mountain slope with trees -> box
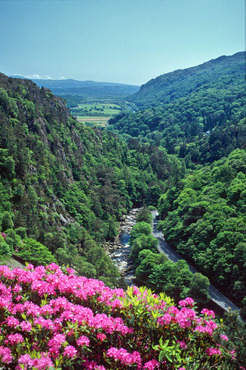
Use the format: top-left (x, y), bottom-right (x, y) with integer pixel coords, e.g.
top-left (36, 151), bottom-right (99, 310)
top-left (0, 73), bottom-right (173, 287)
top-left (129, 51), bottom-right (245, 108)
top-left (108, 52), bottom-right (245, 163)
top-left (108, 52), bottom-right (246, 316)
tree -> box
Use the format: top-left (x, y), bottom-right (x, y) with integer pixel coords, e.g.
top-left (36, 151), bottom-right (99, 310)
top-left (135, 250), bottom-right (165, 284)
top-left (1, 211), bottom-right (13, 231)
top-left (17, 238), bottom-right (57, 266)
top-left (129, 234), bottom-right (158, 265)
top-left (136, 207), bottom-right (152, 224)
top-left (188, 273), bottom-right (210, 305)
top-left (129, 222), bottom-right (152, 244)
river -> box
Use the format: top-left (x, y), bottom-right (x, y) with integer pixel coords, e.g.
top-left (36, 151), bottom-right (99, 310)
top-left (106, 208), bottom-right (141, 286)
top-left (107, 209), bottom-right (240, 313)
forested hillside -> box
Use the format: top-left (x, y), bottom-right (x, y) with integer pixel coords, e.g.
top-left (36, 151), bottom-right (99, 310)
top-left (0, 73), bottom-right (173, 287)
top-left (0, 50), bottom-right (246, 317)
top-left (108, 52), bottom-right (245, 163)
top-left (0, 57), bottom-right (246, 366)
top-left (158, 149), bottom-right (246, 314)
top-left (129, 51), bottom-right (245, 108)
top-left (108, 52), bottom-right (246, 316)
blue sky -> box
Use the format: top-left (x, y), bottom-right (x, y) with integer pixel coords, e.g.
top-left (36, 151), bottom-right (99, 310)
top-left (0, 0), bottom-right (245, 85)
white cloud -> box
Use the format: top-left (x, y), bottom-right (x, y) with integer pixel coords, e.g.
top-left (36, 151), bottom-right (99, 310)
top-left (25, 74), bottom-right (53, 80)
top-left (11, 73), bottom-right (67, 80)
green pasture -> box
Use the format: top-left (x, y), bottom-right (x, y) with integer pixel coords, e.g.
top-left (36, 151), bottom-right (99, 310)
top-left (71, 103), bottom-right (121, 116)
top-left (76, 116), bottom-right (110, 127)
top-left (71, 101), bottom-right (122, 127)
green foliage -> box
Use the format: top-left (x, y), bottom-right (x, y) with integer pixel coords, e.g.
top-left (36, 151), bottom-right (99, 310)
top-left (159, 149), bottom-right (246, 313)
top-left (1, 212), bottom-right (13, 232)
top-left (148, 259), bottom-right (195, 302)
top-left (86, 246), bottom-right (119, 286)
top-left (0, 72), bottom-right (168, 286)
top-left (0, 149), bottom-right (15, 179)
top-left (223, 310), bottom-right (246, 367)
top-left (135, 250), bottom-right (165, 283)
top-left (130, 234), bottom-right (158, 264)
top-left (108, 53), bottom-right (245, 165)
top-left (0, 87), bottom-right (18, 118)
top-left (14, 227), bottom-right (27, 240)
top-left (0, 235), bottom-right (11, 256)
top-left (16, 238), bottom-right (57, 266)
top-left (188, 273), bottom-right (210, 305)
top-left (129, 222), bottom-right (152, 244)
top-left (136, 207), bottom-right (152, 223)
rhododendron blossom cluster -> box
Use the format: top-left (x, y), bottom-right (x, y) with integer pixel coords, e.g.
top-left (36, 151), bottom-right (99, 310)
top-left (0, 263), bottom-right (236, 369)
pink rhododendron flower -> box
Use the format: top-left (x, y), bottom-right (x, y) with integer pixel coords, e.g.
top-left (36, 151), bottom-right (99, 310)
top-left (220, 334), bottom-right (228, 341)
top-left (157, 313), bottom-right (172, 325)
top-left (77, 335), bottom-right (90, 347)
top-left (20, 320), bottom-right (32, 332)
top-left (63, 345), bottom-right (77, 358)
top-left (201, 308), bottom-right (215, 318)
top-left (18, 353), bottom-right (32, 366)
top-left (26, 264), bottom-right (34, 270)
top-left (0, 265), bottom-right (233, 368)
top-left (0, 346), bottom-right (13, 364)
top-left (177, 340), bottom-right (187, 349)
top-left (6, 315), bottom-right (19, 328)
top-left (107, 347), bottom-right (142, 366)
top-left (48, 334), bottom-right (66, 349)
top-left (18, 353), bottom-right (54, 370)
top-left (5, 333), bottom-right (24, 345)
top-left (206, 347), bottom-right (222, 356)
top-left (143, 359), bottom-right (160, 369)
top-left (12, 284), bottom-right (22, 293)
top-left (66, 267), bottom-right (75, 274)
top-left (96, 333), bottom-right (106, 341)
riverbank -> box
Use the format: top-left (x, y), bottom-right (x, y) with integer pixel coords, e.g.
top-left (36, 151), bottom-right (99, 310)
top-left (105, 208), bottom-right (141, 285)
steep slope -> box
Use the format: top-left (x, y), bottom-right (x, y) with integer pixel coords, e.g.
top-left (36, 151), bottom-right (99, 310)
top-left (108, 53), bottom-right (246, 316)
top-left (0, 73), bottom-right (170, 286)
top-left (108, 52), bottom-right (245, 163)
top-left (129, 51), bottom-right (245, 108)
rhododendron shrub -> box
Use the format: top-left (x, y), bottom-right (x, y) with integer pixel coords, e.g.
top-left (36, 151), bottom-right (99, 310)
top-left (0, 263), bottom-right (236, 369)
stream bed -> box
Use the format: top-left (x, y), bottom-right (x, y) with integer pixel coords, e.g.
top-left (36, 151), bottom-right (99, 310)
top-left (105, 208), bottom-right (141, 286)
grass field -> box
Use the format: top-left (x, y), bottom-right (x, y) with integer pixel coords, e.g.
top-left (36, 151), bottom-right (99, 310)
top-left (71, 102), bottom-right (122, 127)
top-left (76, 116), bottom-right (111, 127)
top-left (71, 103), bottom-right (121, 115)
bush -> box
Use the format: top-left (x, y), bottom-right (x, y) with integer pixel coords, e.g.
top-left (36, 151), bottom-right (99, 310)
top-left (0, 264), bottom-right (238, 369)
top-left (0, 235), bottom-right (11, 256)
top-left (1, 212), bottom-right (13, 232)
top-left (15, 238), bottom-right (57, 266)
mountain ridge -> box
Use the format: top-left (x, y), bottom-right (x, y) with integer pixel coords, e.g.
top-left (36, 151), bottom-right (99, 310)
top-left (129, 51), bottom-right (245, 107)
top-left (9, 76), bottom-right (140, 97)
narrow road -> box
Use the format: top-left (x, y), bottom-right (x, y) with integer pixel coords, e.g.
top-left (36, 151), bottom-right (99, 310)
top-left (152, 211), bottom-right (240, 313)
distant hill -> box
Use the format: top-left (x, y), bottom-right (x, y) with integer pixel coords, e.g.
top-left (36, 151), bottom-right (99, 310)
top-left (109, 51), bottom-right (245, 162)
top-left (128, 51), bottom-right (245, 108)
top-left (10, 76), bottom-right (140, 97)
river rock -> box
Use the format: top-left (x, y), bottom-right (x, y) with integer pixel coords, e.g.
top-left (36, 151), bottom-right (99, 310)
top-left (105, 208), bottom-right (142, 285)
